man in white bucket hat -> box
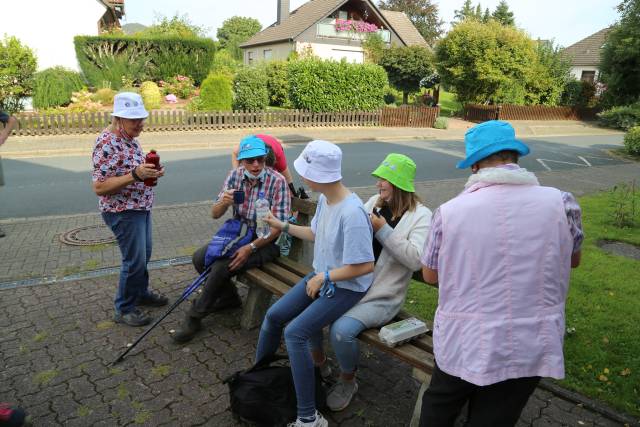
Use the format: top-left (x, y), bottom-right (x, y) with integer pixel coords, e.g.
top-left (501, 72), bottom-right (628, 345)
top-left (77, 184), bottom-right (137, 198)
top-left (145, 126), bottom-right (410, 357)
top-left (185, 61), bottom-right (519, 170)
top-left (91, 92), bottom-right (166, 327)
top-left (257, 140), bottom-right (375, 427)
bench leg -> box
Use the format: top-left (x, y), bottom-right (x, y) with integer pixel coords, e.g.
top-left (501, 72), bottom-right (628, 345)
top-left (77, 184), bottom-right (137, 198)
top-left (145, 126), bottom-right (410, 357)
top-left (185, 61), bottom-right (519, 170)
top-left (410, 368), bottom-right (431, 427)
top-left (240, 284), bottom-right (273, 330)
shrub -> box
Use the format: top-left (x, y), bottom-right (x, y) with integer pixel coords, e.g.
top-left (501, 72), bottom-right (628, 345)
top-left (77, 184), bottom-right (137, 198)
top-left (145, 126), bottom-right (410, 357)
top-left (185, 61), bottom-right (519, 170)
top-left (0, 35), bottom-right (37, 113)
top-left (560, 80), bottom-right (596, 107)
top-left (210, 49), bottom-right (240, 78)
top-left (32, 67), bottom-right (84, 109)
top-left (598, 103), bottom-right (640, 130)
top-left (74, 35), bottom-right (216, 89)
top-left (92, 88), bottom-right (116, 105)
top-left (199, 73), bottom-right (233, 111)
top-left (265, 61), bottom-right (290, 108)
top-left (434, 116), bottom-right (449, 129)
top-left (67, 90), bottom-right (103, 112)
top-left (287, 59), bottom-right (387, 112)
top-left (140, 81), bottom-right (162, 110)
top-left (233, 66), bottom-right (269, 111)
top-left (624, 126), bottom-right (640, 156)
top-left (159, 75), bottom-right (195, 99)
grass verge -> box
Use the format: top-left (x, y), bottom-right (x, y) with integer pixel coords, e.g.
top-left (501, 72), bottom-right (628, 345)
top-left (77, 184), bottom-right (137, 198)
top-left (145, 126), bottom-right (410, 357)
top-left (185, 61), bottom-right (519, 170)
top-left (403, 188), bottom-right (640, 417)
top-left (438, 90), bottom-right (462, 118)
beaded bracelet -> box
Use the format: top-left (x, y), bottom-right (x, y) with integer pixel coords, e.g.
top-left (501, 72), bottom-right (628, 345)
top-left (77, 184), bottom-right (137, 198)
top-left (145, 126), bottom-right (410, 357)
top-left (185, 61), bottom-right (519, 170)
top-left (131, 167), bottom-right (143, 182)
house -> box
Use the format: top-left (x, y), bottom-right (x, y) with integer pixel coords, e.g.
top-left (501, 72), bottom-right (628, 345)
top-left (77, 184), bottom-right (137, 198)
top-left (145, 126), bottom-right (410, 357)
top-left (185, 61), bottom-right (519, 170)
top-left (240, 0), bottom-right (428, 65)
top-left (563, 28), bottom-right (610, 83)
top-left (2, 0), bottom-right (125, 71)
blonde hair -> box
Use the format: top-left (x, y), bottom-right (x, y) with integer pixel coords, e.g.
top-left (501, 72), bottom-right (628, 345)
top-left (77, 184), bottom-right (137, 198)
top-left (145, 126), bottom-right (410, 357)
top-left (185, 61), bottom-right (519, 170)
top-left (375, 185), bottom-right (421, 220)
top-left (107, 116), bottom-right (121, 133)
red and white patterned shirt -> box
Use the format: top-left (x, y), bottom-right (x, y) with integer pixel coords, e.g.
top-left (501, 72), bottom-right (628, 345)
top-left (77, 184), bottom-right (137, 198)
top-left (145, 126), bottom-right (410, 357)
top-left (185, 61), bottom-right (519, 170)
top-left (91, 130), bottom-right (154, 213)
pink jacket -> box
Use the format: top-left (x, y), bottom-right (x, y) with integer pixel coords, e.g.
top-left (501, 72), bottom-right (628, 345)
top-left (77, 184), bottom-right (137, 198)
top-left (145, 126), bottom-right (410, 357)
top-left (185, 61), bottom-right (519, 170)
top-left (435, 182), bottom-right (574, 386)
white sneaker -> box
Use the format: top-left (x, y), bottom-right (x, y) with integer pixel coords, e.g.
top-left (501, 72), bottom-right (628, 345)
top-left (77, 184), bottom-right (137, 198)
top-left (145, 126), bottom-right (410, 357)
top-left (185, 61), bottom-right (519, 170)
top-left (287, 410), bottom-right (329, 427)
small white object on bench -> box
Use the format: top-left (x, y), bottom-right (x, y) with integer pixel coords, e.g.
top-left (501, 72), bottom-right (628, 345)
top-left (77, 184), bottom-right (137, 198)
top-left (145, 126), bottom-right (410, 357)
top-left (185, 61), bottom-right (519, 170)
top-left (378, 317), bottom-right (429, 348)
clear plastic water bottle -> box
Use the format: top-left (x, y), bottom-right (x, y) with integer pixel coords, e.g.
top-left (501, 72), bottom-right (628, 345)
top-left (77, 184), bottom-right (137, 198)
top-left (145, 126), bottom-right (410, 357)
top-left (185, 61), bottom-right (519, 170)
top-left (255, 191), bottom-right (271, 239)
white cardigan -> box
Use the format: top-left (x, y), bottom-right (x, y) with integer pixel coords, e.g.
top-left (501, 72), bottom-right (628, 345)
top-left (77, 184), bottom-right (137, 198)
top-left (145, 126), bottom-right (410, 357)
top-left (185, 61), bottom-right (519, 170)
top-left (343, 195), bottom-right (432, 328)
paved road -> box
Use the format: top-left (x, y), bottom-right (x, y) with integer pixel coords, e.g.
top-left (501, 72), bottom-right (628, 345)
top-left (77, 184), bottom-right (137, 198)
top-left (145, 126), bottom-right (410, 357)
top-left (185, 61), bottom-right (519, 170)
top-left (1, 135), bottom-right (624, 218)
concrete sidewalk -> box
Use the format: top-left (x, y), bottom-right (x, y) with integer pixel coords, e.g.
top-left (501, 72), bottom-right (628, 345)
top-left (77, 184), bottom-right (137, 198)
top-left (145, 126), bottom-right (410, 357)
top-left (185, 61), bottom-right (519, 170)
top-left (1, 162), bottom-right (639, 426)
top-left (0, 119), bottom-right (623, 158)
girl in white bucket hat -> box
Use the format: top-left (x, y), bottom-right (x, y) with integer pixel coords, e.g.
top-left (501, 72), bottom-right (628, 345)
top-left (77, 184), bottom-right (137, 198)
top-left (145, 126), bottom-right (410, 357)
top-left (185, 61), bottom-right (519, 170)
top-left (256, 140), bottom-right (375, 427)
top-left (91, 92), bottom-right (167, 327)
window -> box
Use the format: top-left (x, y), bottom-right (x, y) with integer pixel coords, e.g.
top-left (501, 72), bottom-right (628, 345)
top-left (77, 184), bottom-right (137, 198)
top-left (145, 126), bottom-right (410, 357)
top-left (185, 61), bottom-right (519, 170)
top-left (247, 51), bottom-right (254, 64)
top-left (263, 49), bottom-right (273, 60)
top-left (580, 70), bottom-right (596, 83)
top-left (338, 10), bottom-right (348, 20)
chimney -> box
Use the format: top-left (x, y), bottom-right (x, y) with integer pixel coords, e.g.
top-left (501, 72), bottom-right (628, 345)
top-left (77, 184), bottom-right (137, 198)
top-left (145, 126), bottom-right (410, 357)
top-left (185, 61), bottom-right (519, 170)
top-left (277, 0), bottom-right (290, 25)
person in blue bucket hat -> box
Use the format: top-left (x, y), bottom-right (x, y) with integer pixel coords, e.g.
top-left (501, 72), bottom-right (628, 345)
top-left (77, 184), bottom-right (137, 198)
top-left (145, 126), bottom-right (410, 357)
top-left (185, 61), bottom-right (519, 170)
top-left (418, 120), bottom-right (584, 426)
top-left (172, 135), bottom-right (290, 343)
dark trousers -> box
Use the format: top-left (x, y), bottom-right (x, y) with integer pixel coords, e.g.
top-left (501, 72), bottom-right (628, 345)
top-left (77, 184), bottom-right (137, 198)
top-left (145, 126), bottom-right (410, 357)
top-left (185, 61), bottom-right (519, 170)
top-left (419, 363), bottom-right (540, 427)
top-left (187, 242), bottom-right (279, 319)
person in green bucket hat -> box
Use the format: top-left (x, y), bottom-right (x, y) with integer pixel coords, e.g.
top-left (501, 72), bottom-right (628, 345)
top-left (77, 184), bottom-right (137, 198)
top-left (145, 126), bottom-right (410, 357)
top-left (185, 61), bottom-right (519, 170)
top-left (311, 153), bottom-right (433, 412)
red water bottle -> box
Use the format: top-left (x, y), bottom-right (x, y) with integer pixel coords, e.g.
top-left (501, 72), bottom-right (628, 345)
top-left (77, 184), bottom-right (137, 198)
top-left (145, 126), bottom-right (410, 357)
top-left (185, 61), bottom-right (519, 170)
top-left (144, 149), bottom-right (160, 187)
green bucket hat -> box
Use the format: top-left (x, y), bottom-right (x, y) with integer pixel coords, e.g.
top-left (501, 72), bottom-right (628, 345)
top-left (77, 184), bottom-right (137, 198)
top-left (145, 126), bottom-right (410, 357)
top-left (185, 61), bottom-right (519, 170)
top-left (372, 153), bottom-right (416, 193)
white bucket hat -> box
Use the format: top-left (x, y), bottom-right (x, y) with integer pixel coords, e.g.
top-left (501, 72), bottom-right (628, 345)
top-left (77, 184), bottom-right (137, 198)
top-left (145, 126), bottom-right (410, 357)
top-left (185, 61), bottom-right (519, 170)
top-left (112, 92), bottom-right (149, 119)
top-left (293, 140), bottom-right (342, 183)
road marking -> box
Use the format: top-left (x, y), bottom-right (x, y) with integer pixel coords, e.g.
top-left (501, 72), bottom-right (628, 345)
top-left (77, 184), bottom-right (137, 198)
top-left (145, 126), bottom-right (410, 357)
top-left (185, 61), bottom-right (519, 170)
top-left (537, 159), bottom-right (552, 171)
top-left (578, 156), bottom-right (592, 167)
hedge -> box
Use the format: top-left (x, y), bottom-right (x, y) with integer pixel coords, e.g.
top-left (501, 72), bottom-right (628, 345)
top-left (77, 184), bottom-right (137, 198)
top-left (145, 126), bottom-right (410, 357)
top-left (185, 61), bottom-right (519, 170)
top-left (598, 102), bottom-right (640, 130)
top-left (233, 66), bottom-right (269, 111)
top-left (74, 35), bottom-right (216, 89)
top-left (287, 59), bottom-right (387, 112)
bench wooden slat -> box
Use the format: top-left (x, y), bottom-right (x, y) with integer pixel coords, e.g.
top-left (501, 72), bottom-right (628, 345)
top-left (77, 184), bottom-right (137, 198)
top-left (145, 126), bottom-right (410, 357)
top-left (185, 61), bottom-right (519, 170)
top-left (273, 257), bottom-right (313, 277)
top-left (261, 262), bottom-right (304, 287)
top-left (360, 329), bottom-right (435, 374)
top-left (243, 268), bottom-right (290, 296)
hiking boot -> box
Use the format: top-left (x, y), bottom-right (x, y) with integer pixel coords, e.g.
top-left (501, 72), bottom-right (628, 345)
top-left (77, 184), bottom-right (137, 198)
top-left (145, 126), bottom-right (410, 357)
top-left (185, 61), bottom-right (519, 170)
top-left (287, 411), bottom-right (328, 427)
top-left (172, 316), bottom-right (202, 343)
top-left (210, 293), bottom-right (242, 312)
top-left (136, 291), bottom-right (169, 307)
top-left (327, 378), bottom-right (358, 412)
top-left (113, 309), bottom-right (151, 327)
top-left (0, 403), bottom-right (30, 427)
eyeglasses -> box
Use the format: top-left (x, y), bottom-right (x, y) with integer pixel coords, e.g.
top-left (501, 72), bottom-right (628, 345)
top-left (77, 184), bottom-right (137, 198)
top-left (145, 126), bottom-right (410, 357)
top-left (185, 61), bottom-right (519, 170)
top-left (242, 156), bottom-right (266, 165)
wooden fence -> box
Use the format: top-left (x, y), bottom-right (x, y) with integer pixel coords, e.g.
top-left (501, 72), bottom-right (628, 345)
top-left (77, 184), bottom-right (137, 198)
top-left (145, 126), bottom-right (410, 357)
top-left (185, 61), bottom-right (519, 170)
top-left (464, 104), bottom-right (601, 122)
top-left (11, 106), bottom-right (440, 136)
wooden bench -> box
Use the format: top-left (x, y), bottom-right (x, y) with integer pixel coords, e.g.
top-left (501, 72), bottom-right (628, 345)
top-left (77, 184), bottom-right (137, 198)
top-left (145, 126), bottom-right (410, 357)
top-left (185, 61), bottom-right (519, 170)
top-left (237, 197), bottom-right (437, 425)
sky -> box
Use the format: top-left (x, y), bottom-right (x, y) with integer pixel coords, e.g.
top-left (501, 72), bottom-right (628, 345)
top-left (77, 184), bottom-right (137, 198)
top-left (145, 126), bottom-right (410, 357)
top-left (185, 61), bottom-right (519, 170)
top-left (123, 0), bottom-right (621, 48)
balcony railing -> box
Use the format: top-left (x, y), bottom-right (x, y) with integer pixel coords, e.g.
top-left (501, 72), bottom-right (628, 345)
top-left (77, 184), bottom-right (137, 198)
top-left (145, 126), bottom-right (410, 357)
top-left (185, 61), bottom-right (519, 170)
top-left (317, 21), bottom-right (391, 43)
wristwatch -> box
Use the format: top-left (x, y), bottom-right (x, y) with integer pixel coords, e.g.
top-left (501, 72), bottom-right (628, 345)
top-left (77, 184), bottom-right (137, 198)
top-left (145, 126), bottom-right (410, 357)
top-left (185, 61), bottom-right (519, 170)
top-left (249, 242), bottom-right (258, 253)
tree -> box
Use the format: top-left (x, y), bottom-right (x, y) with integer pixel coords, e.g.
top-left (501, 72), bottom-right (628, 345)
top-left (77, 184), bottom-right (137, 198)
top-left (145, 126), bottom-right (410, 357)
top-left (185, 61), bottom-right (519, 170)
top-left (482, 8), bottom-right (491, 23)
top-left (492, 1), bottom-right (515, 26)
top-left (600, 0), bottom-right (640, 106)
top-left (378, 0), bottom-right (444, 46)
top-left (436, 20), bottom-right (565, 105)
top-left (379, 45), bottom-right (434, 104)
top-left (453, 0), bottom-right (480, 23)
top-left (217, 16), bottom-right (262, 61)
top-left (141, 13), bottom-right (208, 38)
top-left (0, 35), bottom-right (37, 113)
top-left (362, 32), bottom-right (386, 64)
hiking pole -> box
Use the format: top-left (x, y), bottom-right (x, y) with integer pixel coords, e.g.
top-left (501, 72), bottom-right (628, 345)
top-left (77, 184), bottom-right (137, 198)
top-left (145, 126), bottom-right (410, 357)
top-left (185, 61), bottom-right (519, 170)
top-left (111, 266), bottom-right (212, 365)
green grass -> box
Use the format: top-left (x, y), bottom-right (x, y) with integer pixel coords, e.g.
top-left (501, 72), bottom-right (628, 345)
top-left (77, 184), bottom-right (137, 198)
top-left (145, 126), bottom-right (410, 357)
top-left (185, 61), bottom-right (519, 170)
top-left (402, 188), bottom-right (640, 416)
top-left (438, 90), bottom-right (462, 118)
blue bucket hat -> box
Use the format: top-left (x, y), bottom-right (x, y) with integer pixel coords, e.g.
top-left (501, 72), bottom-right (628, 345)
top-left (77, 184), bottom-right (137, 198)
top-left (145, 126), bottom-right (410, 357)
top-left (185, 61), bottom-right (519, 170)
top-left (237, 135), bottom-right (267, 160)
top-left (457, 120), bottom-right (530, 169)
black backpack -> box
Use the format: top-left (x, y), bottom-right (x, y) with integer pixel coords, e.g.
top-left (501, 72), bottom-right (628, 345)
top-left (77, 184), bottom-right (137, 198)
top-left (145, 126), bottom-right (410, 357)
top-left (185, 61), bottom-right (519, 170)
top-left (223, 354), bottom-right (327, 427)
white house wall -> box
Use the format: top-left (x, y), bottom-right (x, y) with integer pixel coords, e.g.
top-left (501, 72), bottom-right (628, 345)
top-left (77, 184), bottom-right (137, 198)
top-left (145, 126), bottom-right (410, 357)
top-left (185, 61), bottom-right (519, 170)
top-left (570, 66), bottom-right (600, 81)
top-left (244, 42), bottom-right (294, 65)
top-left (297, 42), bottom-right (364, 63)
top-left (2, 0), bottom-right (106, 71)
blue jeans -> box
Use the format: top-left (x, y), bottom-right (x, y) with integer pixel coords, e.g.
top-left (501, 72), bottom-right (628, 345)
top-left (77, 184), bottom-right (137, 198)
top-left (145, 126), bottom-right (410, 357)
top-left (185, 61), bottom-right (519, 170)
top-left (102, 210), bottom-right (152, 314)
top-left (327, 315), bottom-right (367, 375)
top-left (255, 273), bottom-right (365, 418)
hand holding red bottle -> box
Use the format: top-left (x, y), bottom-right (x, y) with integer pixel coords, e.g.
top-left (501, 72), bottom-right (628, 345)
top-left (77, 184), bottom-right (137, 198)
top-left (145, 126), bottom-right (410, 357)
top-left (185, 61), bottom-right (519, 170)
top-left (143, 149), bottom-right (163, 187)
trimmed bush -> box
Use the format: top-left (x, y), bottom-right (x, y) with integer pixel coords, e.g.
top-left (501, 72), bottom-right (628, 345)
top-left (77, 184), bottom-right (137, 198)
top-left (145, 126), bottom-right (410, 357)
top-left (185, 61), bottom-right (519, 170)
top-left (598, 103), bottom-right (640, 130)
top-left (265, 61), bottom-right (290, 107)
top-left (233, 66), bottom-right (268, 111)
top-left (32, 67), bottom-right (84, 109)
top-left (287, 59), bottom-right (387, 112)
top-left (434, 116), bottom-right (449, 129)
top-left (624, 126), bottom-right (640, 156)
top-left (92, 88), bottom-right (116, 105)
top-left (140, 81), bottom-right (162, 110)
top-left (159, 75), bottom-right (195, 99)
top-left (199, 73), bottom-right (233, 111)
top-left (74, 35), bottom-right (216, 89)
